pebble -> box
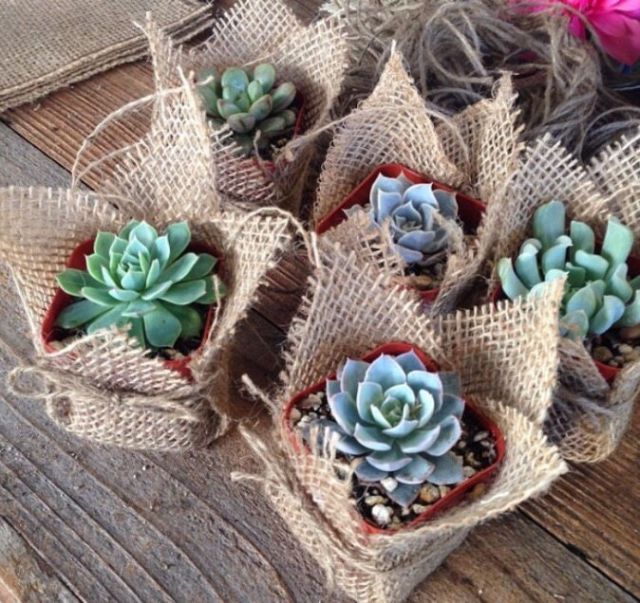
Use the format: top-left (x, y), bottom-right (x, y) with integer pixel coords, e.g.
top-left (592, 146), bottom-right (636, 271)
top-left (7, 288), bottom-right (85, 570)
top-left (381, 477), bottom-right (398, 492)
top-left (371, 504), bottom-right (393, 526)
top-left (463, 465), bottom-right (477, 478)
top-left (469, 482), bottom-right (487, 500)
top-left (290, 408), bottom-right (301, 423)
top-left (592, 346), bottom-right (613, 362)
top-left (472, 431), bottom-right (490, 443)
top-left (619, 325), bottom-right (640, 340)
top-left (438, 485), bottom-right (451, 497)
top-left (413, 274), bottom-right (433, 289)
top-left (411, 503), bottom-right (429, 514)
top-left (419, 483), bottom-right (441, 503)
top-left (364, 495), bottom-right (385, 506)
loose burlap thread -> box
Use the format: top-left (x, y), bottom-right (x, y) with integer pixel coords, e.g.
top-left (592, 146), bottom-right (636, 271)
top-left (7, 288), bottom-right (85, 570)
top-left (138, 1), bottom-right (349, 215)
top-left (0, 76), bottom-right (293, 451)
top-left (236, 237), bottom-right (567, 603)
top-left (488, 128), bottom-right (640, 462)
top-left (322, 0), bottom-right (639, 156)
top-left (313, 49), bottom-right (523, 316)
top-left (0, 0), bottom-right (213, 113)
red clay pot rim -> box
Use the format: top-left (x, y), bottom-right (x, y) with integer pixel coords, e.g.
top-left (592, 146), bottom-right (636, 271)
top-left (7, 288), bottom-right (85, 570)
top-left (314, 163), bottom-right (487, 303)
top-left (41, 236), bottom-right (226, 381)
top-left (282, 341), bottom-right (506, 536)
top-left (491, 244), bottom-right (640, 385)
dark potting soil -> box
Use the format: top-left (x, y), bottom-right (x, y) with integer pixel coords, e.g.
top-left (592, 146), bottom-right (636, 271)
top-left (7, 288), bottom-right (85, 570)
top-left (291, 389), bottom-right (498, 530)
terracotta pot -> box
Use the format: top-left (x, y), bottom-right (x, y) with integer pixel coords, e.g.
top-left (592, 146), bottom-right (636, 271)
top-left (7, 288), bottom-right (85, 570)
top-left (492, 250), bottom-right (640, 385)
top-left (282, 341), bottom-right (506, 534)
top-left (315, 164), bottom-right (486, 303)
top-left (41, 238), bottom-right (225, 380)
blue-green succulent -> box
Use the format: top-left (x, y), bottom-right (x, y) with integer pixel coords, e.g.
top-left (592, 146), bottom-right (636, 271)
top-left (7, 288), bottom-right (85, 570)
top-left (55, 220), bottom-right (226, 350)
top-left (321, 351), bottom-right (465, 507)
top-left (498, 200), bottom-right (640, 340)
top-left (197, 63), bottom-right (298, 156)
top-left (368, 172), bottom-right (458, 266)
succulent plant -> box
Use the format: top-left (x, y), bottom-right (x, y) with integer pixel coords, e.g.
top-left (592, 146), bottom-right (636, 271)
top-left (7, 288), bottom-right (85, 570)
top-left (55, 221), bottom-right (226, 350)
top-left (368, 172), bottom-right (458, 266)
top-left (197, 63), bottom-right (298, 156)
top-left (320, 351), bottom-right (465, 507)
top-left (498, 200), bottom-right (640, 339)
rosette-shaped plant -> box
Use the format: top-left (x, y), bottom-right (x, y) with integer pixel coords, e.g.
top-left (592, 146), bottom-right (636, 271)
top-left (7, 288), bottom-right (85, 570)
top-left (323, 351), bottom-right (465, 506)
top-left (498, 200), bottom-right (640, 339)
top-left (197, 63), bottom-right (298, 156)
top-left (369, 172), bottom-right (458, 266)
top-left (55, 220), bottom-right (226, 349)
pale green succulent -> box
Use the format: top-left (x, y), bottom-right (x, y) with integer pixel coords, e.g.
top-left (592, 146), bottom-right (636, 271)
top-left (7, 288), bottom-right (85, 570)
top-left (55, 220), bottom-right (226, 350)
top-left (368, 172), bottom-right (458, 266)
top-left (319, 351), bottom-right (465, 507)
top-left (498, 200), bottom-right (640, 339)
top-left (197, 63), bottom-right (298, 156)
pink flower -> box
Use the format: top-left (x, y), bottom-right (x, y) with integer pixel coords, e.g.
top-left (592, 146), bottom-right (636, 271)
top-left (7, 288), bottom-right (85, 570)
top-left (511, 0), bottom-right (640, 65)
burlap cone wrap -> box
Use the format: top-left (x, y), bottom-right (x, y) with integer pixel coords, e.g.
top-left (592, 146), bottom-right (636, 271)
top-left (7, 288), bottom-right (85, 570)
top-left (488, 128), bottom-right (640, 462)
top-left (236, 237), bottom-right (567, 603)
top-left (0, 75), bottom-right (293, 451)
top-left (314, 48), bottom-right (522, 315)
top-left (140, 2), bottom-right (349, 215)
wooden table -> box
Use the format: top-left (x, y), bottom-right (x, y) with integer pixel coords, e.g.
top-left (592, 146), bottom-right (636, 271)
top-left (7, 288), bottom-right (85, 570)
top-left (0, 1), bottom-right (638, 601)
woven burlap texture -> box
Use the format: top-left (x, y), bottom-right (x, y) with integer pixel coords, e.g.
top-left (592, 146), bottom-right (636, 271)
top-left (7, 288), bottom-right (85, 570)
top-left (0, 76), bottom-right (293, 451)
top-left (313, 49), bottom-right (522, 316)
top-left (0, 0), bottom-right (213, 113)
top-left (237, 237), bottom-right (567, 603)
top-left (489, 127), bottom-right (640, 462)
top-left (321, 0), bottom-right (628, 155)
top-left (143, 0), bottom-right (349, 214)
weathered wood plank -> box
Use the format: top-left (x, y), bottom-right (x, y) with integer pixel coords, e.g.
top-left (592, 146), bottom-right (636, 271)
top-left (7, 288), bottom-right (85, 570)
top-left (0, 517), bottom-right (79, 603)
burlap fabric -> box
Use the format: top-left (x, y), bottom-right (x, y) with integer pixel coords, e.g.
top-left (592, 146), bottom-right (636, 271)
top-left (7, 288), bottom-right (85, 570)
top-left (141, 1), bottom-right (349, 214)
top-left (0, 0), bottom-right (212, 113)
top-left (0, 76), bottom-right (293, 451)
top-left (237, 237), bottom-right (567, 603)
top-left (488, 128), bottom-right (640, 462)
top-left (313, 49), bottom-right (522, 315)
top-left (322, 0), bottom-right (637, 156)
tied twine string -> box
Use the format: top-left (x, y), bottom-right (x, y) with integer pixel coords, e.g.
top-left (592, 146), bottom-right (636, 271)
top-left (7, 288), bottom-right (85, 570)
top-left (7, 363), bottom-right (208, 425)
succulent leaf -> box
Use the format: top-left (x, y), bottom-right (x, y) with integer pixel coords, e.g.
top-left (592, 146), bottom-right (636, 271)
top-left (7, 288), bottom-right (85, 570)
top-left (55, 221), bottom-right (225, 351)
top-left (197, 63), bottom-right (298, 156)
top-left (316, 352), bottom-right (465, 506)
top-left (499, 200), bottom-right (640, 339)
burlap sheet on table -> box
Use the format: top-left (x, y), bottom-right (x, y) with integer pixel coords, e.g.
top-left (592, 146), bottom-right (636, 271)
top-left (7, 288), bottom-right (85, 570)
top-left (321, 0), bottom-right (632, 155)
top-left (487, 128), bottom-right (640, 462)
top-left (0, 76), bottom-right (293, 451)
top-left (140, 0), bottom-right (349, 214)
top-left (236, 237), bottom-right (567, 603)
top-left (313, 49), bottom-right (522, 315)
top-left (0, 0), bottom-right (213, 113)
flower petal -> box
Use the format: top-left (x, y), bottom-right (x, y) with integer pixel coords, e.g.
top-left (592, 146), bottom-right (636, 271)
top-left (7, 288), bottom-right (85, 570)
top-left (394, 455), bottom-right (435, 484)
top-left (328, 392), bottom-right (359, 435)
top-left (398, 426), bottom-right (441, 454)
top-left (425, 416), bottom-right (462, 456)
top-left (424, 452), bottom-right (464, 485)
top-left (365, 355), bottom-right (407, 390)
top-left (366, 446), bottom-right (413, 472)
top-left (354, 423), bottom-right (393, 451)
top-left (339, 358), bottom-right (370, 400)
top-left (356, 381), bottom-right (384, 422)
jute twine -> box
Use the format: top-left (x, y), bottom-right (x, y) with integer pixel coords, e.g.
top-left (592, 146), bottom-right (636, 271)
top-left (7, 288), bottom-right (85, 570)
top-left (313, 48), bottom-right (523, 317)
top-left (235, 236), bottom-right (567, 603)
top-left (0, 76), bottom-right (293, 451)
top-left (487, 127), bottom-right (640, 462)
top-left (130, 3), bottom-right (350, 215)
top-left (322, 0), bottom-right (640, 157)
top-left (0, 0), bottom-right (213, 113)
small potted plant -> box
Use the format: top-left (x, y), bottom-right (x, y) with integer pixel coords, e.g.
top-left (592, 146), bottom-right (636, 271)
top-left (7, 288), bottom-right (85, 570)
top-left (283, 342), bottom-right (504, 532)
top-left (496, 200), bottom-right (640, 383)
top-left (197, 63), bottom-right (304, 170)
top-left (315, 164), bottom-right (486, 302)
top-left (41, 220), bottom-right (227, 380)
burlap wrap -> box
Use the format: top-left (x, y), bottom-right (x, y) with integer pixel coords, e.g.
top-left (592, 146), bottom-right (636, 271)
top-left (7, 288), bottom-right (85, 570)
top-left (0, 0), bottom-right (213, 113)
top-left (139, 1), bottom-right (349, 215)
top-left (237, 237), bottom-right (567, 603)
top-left (488, 128), bottom-right (640, 462)
top-left (321, 0), bottom-right (636, 155)
top-left (313, 49), bottom-right (522, 316)
top-left (0, 76), bottom-right (293, 451)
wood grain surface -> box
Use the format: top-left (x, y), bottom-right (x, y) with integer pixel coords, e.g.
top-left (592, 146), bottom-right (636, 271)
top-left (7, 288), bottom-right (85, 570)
top-left (0, 1), bottom-right (638, 601)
